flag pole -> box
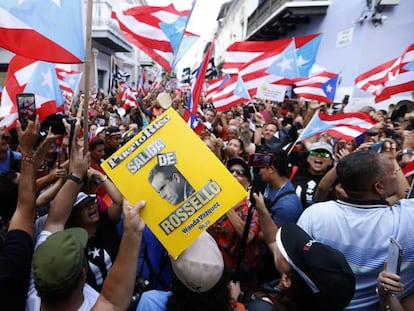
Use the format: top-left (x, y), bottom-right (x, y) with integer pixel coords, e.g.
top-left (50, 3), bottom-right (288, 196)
top-left (109, 55), bottom-right (114, 96)
top-left (171, 0), bottom-right (197, 73)
top-left (287, 137), bottom-right (299, 155)
top-left (83, 0), bottom-right (93, 153)
top-left (407, 176), bottom-right (414, 198)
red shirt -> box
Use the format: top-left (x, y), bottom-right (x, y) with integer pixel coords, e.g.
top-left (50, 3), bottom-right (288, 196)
top-left (208, 198), bottom-right (260, 271)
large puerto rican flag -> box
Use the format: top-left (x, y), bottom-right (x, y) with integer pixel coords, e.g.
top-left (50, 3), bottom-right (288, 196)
top-left (355, 43), bottom-right (414, 103)
top-left (0, 56), bottom-right (64, 129)
top-left (0, 0), bottom-right (85, 64)
top-left (110, 1), bottom-right (198, 72)
top-left (297, 111), bottom-right (376, 142)
top-left (212, 34), bottom-right (321, 112)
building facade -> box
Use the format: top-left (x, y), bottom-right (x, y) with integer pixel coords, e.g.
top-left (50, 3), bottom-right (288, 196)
top-left (214, 0), bottom-right (413, 111)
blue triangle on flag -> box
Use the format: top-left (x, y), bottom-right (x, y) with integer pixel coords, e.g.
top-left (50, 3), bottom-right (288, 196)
top-left (266, 41), bottom-right (299, 79)
top-left (321, 75), bottom-right (339, 103)
top-left (234, 75), bottom-right (250, 99)
top-left (297, 34), bottom-right (322, 77)
top-left (404, 60), bottom-right (414, 72)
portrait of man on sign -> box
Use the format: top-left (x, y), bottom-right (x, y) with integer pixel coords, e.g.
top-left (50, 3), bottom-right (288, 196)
top-left (148, 163), bottom-right (195, 205)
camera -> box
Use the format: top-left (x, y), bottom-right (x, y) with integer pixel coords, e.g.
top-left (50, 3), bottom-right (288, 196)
top-left (127, 278), bottom-right (152, 311)
top-left (42, 113), bottom-right (82, 135)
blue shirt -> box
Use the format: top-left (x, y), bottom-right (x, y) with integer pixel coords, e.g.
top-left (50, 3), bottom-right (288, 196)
top-left (263, 180), bottom-right (303, 226)
top-left (0, 150), bottom-right (21, 174)
top-left (136, 290), bottom-right (171, 311)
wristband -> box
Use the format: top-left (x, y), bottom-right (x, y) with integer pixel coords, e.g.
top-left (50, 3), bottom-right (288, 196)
top-left (402, 148), bottom-right (414, 155)
top-left (67, 172), bottom-right (83, 184)
top-left (255, 124), bottom-right (264, 128)
top-left (376, 287), bottom-right (392, 310)
top-left (21, 154), bottom-right (34, 164)
top-left (97, 175), bottom-right (108, 185)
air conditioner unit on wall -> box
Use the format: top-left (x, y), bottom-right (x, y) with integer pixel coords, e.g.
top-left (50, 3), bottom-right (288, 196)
top-left (379, 0), bottom-right (400, 5)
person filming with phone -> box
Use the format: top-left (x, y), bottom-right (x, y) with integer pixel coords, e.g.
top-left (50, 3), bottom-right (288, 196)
top-left (297, 150), bottom-right (414, 310)
top-left (248, 151), bottom-right (303, 284)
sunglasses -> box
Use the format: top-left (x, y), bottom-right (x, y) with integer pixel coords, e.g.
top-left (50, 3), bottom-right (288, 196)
top-left (229, 168), bottom-right (246, 176)
top-left (366, 131), bottom-right (379, 136)
top-left (309, 150), bottom-right (331, 158)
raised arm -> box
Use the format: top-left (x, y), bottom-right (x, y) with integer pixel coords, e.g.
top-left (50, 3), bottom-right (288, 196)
top-left (92, 199), bottom-right (145, 311)
top-left (88, 167), bottom-right (123, 223)
top-left (252, 192), bottom-right (279, 253)
top-left (8, 117), bottom-right (40, 235)
top-left (225, 206), bottom-right (257, 243)
top-left (44, 121), bottom-right (90, 233)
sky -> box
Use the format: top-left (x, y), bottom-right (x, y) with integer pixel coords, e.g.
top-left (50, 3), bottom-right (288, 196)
top-left (147, 0), bottom-right (228, 74)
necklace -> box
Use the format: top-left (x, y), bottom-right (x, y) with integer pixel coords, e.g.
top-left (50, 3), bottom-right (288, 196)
top-left (264, 180), bottom-right (288, 202)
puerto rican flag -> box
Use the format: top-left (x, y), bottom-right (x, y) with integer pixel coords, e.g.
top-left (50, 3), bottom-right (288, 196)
top-left (205, 75), bottom-right (230, 103)
top-left (293, 71), bottom-right (339, 103)
top-left (403, 160), bottom-right (414, 177)
top-left (121, 85), bottom-right (138, 109)
top-left (0, 0), bottom-right (85, 64)
top-left (298, 111), bottom-right (376, 142)
top-left (355, 43), bottom-right (414, 103)
top-left (222, 33), bottom-right (321, 75)
top-left (110, 1), bottom-right (198, 72)
top-left (182, 110), bottom-right (205, 135)
top-left (211, 34), bottom-right (321, 111)
top-left (0, 56), bottom-right (64, 129)
top-left (137, 70), bottom-right (146, 95)
top-left (55, 67), bottom-right (82, 96)
top-left (187, 40), bottom-right (215, 116)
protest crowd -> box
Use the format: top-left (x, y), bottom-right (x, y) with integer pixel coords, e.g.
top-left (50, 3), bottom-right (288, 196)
top-left (2, 1), bottom-right (414, 311)
top-left (1, 77), bottom-right (414, 311)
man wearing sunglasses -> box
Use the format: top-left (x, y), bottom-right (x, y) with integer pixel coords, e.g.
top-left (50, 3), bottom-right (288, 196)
top-left (291, 141), bottom-right (334, 208)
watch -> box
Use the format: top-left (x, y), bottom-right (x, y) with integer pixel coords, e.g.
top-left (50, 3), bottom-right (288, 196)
top-left (402, 149), bottom-right (414, 155)
top-left (67, 172), bottom-right (83, 184)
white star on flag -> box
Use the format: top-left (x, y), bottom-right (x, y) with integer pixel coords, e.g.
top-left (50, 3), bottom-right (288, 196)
top-left (297, 54), bottom-right (309, 67)
top-left (175, 25), bottom-right (185, 33)
top-left (325, 84), bottom-right (333, 93)
top-left (41, 68), bottom-right (53, 89)
top-left (277, 56), bottom-right (293, 73)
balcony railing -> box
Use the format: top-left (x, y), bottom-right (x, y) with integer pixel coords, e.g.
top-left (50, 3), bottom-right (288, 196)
top-left (90, 0), bottom-right (132, 53)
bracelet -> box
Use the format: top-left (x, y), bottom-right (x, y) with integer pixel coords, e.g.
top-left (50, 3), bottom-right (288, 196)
top-left (402, 148), bottom-right (414, 155)
top-left (255, 124), bottom-right (264, 128)
top-left (376, 286), bottom-right (392, 310)
top-left (67, 172), bottom-right (83, 184)
top-left (98, 175), bottom-right (108, 185)
top-left (21, 154), bottom-right (34, 164)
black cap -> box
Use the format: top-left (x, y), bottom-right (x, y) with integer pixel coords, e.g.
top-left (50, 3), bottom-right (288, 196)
top-left (276, 224), bottom-right (355, 310)
top-left (105, 126), bottom-right (121, 137)
top-left (226, 157), bottom-right (252, 181)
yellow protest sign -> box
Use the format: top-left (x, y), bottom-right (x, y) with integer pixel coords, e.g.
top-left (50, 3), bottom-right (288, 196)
top-left (101, 108), bottom-right (247, 258)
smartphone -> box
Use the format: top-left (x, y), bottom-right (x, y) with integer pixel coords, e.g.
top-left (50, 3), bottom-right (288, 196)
top-left (386, 238), bottom-right (403, 275)
top-left (369, 141), bottom-right (384, 153)
top-left (16, 93), bottom-right (36, 129)
top-left (336, 141), bottom-right (346, 150)
top-left (247, 153), bottom-right (274, 168)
